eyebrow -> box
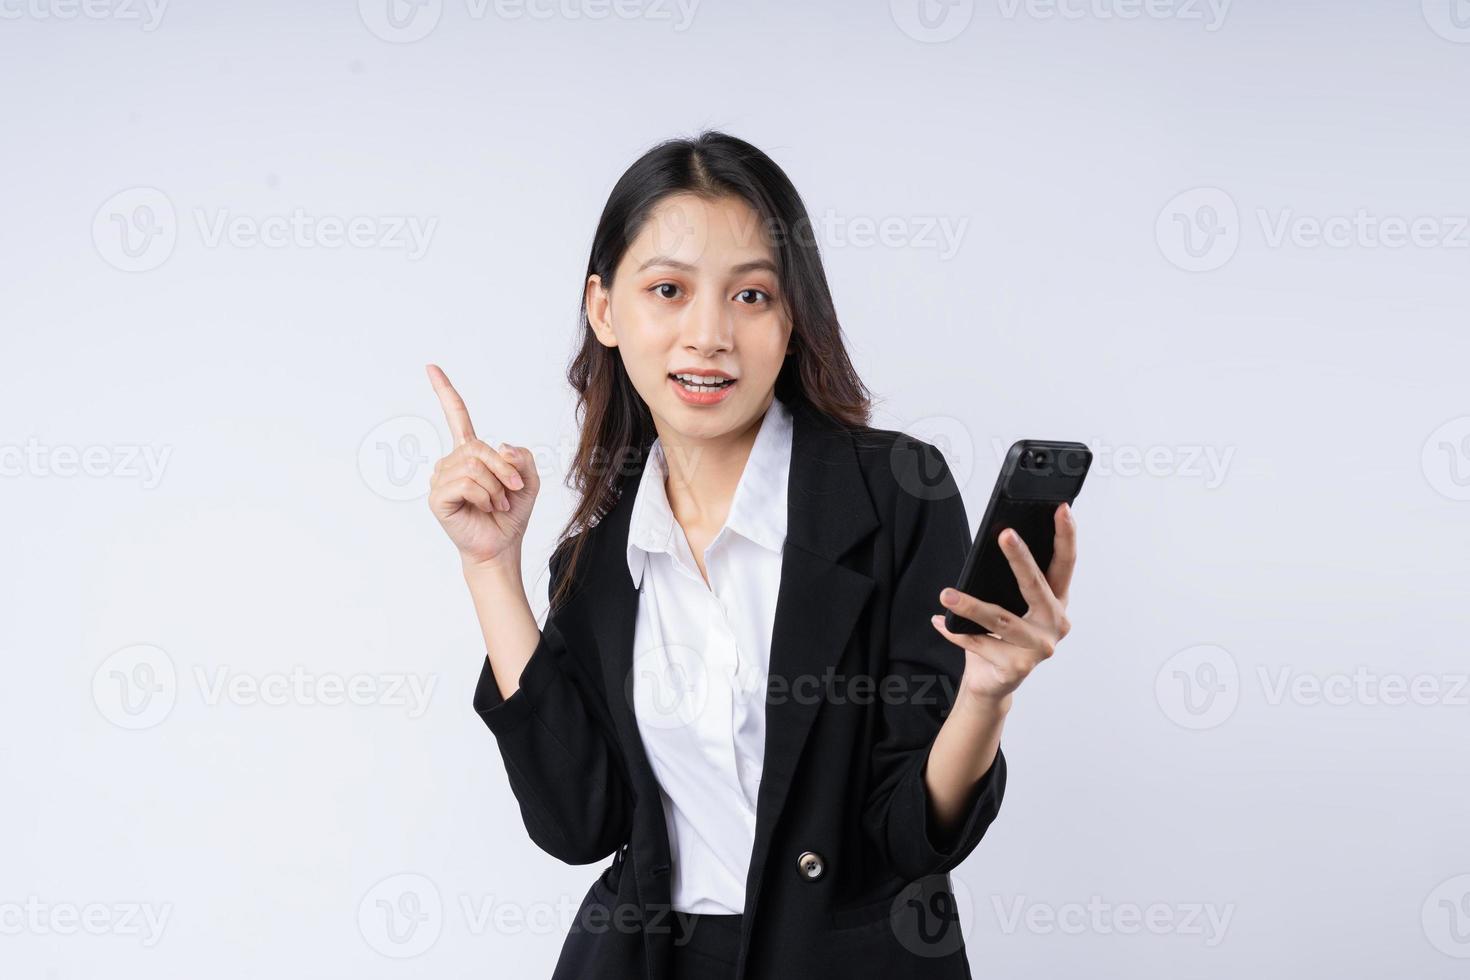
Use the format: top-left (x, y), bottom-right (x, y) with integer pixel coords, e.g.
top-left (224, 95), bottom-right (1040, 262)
top-left (635, 256), bottom-right (779, 277)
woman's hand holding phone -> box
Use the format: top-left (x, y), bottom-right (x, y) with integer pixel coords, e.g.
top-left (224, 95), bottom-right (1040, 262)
top-left (426, 363), bottom-right (540, 572)
top-left (930, 503), bottom-right (1078, 708)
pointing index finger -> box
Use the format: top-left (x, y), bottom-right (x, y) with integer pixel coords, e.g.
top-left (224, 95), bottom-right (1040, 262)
top-left (426, 363), bottom-right (477, 448)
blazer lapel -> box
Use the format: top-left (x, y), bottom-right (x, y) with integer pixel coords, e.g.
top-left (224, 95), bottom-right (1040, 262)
top-left (577, 472), bottom-right (673, 951)
top-left (576, 399), bottom-right (881, 978)
top-left (739, 400), bottom-right (878, 946)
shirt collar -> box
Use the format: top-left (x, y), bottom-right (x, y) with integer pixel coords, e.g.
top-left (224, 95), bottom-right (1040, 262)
top-left (625, 396), bottom-right (793, 589)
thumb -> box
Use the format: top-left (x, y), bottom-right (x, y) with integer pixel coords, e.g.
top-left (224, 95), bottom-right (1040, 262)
top-left (499, 443), bottom-right (540, 494)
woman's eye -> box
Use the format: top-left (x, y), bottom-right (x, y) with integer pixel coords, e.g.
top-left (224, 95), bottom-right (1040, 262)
top-left (651, 283), bottom-right (681, 300)
top-left (735, 288), bottom-right (770, 305)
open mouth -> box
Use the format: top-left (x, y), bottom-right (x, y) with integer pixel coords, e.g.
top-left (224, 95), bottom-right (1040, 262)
top-left (669, 372), bottom-right (737, 392)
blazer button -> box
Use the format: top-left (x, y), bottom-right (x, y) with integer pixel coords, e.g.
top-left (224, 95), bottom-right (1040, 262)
top-left (797, 851), bottom-right (825, 881)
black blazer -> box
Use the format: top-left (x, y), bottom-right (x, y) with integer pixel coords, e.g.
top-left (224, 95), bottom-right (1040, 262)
top-left (473, 398), bottom-right (1008, 979)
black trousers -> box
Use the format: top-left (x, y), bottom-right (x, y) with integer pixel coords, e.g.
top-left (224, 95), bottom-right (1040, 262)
top-left (670, 912), bottom-right (742, 979)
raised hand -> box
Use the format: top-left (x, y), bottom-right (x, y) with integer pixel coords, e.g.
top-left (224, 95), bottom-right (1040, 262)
top-left (425, 364), bottom-right (540, 569)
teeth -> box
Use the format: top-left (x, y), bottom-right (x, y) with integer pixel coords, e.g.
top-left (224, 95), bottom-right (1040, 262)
top-left (673, 373), bottom-right (734, 388)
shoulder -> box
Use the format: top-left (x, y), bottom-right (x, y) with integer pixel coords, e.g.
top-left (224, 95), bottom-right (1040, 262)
top-left (845, 423), bottom-right (964, 517)
top-left (837, 421), bottom-right (971, 571)
top-left (548, 533), bottom-right (580, 579)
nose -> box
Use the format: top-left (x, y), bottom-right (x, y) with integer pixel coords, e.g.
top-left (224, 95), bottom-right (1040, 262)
top-left (680, 291), bottom-right (733, 357)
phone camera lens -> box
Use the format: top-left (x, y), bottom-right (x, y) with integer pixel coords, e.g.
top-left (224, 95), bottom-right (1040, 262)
top-left (1029, 450), bottom-right (1049, 469)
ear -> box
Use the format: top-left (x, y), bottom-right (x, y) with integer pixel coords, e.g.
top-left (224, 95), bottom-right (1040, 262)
top-left (585, 274), bottom-right (618, 348)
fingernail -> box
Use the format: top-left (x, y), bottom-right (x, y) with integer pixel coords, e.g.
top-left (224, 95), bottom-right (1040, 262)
top-left (940, 588), bottom-right (957, 604)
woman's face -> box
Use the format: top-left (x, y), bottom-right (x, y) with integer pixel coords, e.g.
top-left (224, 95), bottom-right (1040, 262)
top-left (586, 192), bottom-right (793, 444)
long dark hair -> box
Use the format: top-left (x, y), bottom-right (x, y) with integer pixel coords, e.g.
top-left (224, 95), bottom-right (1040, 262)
top-left (551, 130), bottom-right (871, 609)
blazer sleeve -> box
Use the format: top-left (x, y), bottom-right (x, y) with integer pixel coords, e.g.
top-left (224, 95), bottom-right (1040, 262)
top-left (862, 439), bottom-right (1008, 882)
top-left (472, 540), bottom-right (634, 866)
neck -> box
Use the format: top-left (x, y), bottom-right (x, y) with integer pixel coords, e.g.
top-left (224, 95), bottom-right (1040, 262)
top-left (655, 396), bottom-right (773, 530)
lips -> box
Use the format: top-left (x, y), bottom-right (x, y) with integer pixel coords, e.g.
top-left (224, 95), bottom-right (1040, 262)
top-left (668, 371), bottom-right (738, 406)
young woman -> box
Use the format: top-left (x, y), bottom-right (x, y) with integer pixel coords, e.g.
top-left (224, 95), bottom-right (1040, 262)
top-left (426, 131), bottom-right (1078, 980)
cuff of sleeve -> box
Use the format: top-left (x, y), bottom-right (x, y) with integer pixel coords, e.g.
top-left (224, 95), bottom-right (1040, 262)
top-left (896, 744), bottom-right (1007, 876)
top-left (472, 628), bottom-right (559, 735)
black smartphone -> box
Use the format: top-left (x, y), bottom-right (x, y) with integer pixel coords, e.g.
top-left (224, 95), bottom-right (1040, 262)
top-left (943, 440), bottom-right (1093, 634)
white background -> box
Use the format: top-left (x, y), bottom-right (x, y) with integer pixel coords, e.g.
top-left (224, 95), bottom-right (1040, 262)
top-left (2, 0), bottom-right (1468, 976)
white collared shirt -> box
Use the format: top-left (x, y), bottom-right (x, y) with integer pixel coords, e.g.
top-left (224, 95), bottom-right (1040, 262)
top-left (624, 396), bottom-right (793, 915)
